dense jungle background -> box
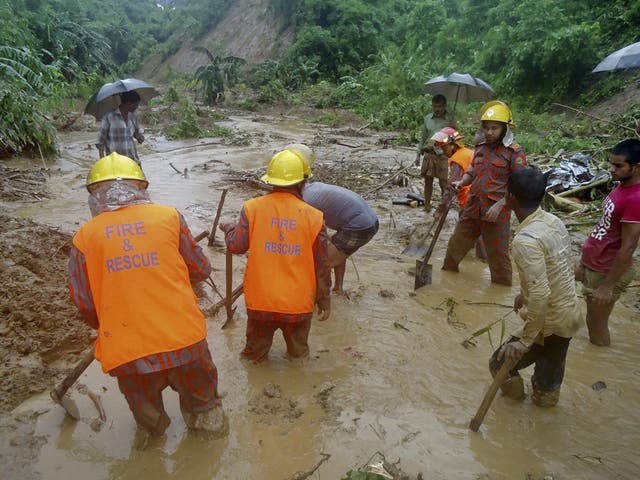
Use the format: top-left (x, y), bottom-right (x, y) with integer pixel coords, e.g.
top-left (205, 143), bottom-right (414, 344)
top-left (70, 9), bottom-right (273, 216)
top-left (1, 0), bottom-right (639, 160)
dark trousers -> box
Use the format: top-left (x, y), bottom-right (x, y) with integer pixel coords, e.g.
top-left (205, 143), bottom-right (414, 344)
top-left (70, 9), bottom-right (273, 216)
top-left (490, 335), bottom-right (571, 392)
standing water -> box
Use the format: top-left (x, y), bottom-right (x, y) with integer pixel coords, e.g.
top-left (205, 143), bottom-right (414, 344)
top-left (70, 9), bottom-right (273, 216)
top-left (5, 114), bottom-right (640, 480)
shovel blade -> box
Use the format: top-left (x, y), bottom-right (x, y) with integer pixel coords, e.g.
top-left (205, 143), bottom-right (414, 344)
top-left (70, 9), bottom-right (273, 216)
top-left (414, 259), bottom-right (433, 290)
top-left (50, 390), bottom-right (81, 420)
top-left (402, 243), bottom-right (428, 258)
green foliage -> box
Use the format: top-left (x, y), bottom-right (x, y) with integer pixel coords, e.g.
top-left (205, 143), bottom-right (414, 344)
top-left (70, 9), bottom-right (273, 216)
top-left (313, 112), bottom-right (339, 126)
top-left (193, 47), bottom-right (246, 105)
top-left (165, 100), bottom-right (203, 139)
top-left (257, 79), bottom-right (288, 104)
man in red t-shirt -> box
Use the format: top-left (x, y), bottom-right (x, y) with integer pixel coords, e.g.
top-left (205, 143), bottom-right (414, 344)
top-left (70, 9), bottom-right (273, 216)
top-left (578, 139), bottom-right (640, 346)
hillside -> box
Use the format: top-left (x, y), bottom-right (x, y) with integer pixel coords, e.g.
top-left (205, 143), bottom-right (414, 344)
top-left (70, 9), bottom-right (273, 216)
top-left (139, 0), bottom-right (294, 82)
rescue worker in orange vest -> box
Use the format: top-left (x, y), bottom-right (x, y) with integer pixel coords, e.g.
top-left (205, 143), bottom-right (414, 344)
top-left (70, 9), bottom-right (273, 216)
top-left (431, 127), bottom-right (487, 260)
top-left (220, 149), bottom-right (331, 362)
top-left (286, 143), bottom-right (379, 294)
top-left (68, 153), bottom-right (225, 437)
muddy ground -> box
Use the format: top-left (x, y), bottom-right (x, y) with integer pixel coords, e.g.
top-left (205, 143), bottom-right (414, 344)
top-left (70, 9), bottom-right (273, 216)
top-left (1, 107), bottom-right (639, 480)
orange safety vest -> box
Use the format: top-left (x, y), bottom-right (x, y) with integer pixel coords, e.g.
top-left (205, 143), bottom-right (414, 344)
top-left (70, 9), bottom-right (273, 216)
top-left (243, 191), bottom-right (323, 314)
top-left (72, 203), bottom-right (207, 372)
top-left (449, 146), bottom-right (474, 207)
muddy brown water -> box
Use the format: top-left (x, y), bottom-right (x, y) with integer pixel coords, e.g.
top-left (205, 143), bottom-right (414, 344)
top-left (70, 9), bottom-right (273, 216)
top-left (3, 114), bottom-right (640, 479)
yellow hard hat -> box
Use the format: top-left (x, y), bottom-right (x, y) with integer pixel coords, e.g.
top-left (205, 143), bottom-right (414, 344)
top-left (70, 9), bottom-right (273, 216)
top-left (480, 100), bottom-right (515, 128)
top-left (285, 143), bottom-right (315, 178)
top-left (86, 152), bottom-right (147, 190)
top-left (261, 150), bottom-right (307, 186)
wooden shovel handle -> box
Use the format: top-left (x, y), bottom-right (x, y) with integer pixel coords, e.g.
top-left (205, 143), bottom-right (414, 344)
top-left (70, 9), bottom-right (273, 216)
top-left (469, 357), bottom-right (517, 432)
top-left (420, 193), bottom-right (454, 264)
top-left (225, 249), bottom-right (233, 319)
top-left (51, 347), bottom-right (95, 401)
top-left (208, 189), bottom-right (228, 246)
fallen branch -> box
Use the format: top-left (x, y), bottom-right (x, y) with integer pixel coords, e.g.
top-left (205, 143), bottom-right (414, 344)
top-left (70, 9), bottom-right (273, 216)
top-left (334, 140), bottom-right (360, 148)
top-left (553, 103), bottom-right (638, 135)
top-left (462, 301), bottom-right (513, 309)
top-left (546, 192), bottom-right (585, 213)
top-left (169, 162), bottom-right (182, 174)
top-left (205, 284), bottom-right (243, 317)
top-left (286, 453), bottom-right (331, 480)
top-left (556, 176), bottom-right (610, 198)
top-left (157, 140), bottom-right (221, 154)
top-left (363, 164), bottom-right (413, 198)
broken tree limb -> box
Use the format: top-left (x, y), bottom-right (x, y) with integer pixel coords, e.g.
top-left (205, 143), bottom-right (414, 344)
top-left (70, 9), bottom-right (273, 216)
top-left (287, 453), bottom-right (331, 480)
top-left (205, 284), bottom-right (244, 317)
top-left (363, 164), bottom-right (413, 198)
top-left (194, 231), bottom-right (209, 242)
top-left (556, 176), bottom-right (610, 198)
top-left (546, 192), bottom-right (585, 213)
top-left (552, 103), bottom-right (638, 135)
top-left (169, 162), bottom-right (182, 174)
top-left (334, 140), bottom-right (360, 148)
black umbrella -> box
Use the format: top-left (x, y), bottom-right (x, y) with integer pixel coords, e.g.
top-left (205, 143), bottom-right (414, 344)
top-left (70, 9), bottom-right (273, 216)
top-left (592, 41), bottom-right (640, 73)
top-left (424, 72), bottom-right (495, 109)
top-left (84, 78), bottom-right (160, 120)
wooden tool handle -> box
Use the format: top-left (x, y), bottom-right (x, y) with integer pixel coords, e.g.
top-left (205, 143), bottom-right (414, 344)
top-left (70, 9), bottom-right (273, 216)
top-left (420, 194), bottom-right (454, 264)
top-left (208, 189), bottom-right (228, 246)
top-left (225, 249), bottom-right (233, 318)
top-left (51, 347), bottom-right (95, 401)
top-left (469, 357), bottom-right (517, 432)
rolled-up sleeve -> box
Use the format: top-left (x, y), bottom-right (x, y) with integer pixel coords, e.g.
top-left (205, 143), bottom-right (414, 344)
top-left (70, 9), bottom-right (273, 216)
top-left (68, 246), bottom-right (98, 329)
top-left (178, 212), bottom-right (212, 283)
top-left (512, 238), bottom-right (549, 347)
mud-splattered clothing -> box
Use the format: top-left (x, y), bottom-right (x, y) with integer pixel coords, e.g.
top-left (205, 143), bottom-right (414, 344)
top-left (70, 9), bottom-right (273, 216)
top-left (444, 141), bottom-right (527, 285)
top-left (116, 340), bottom-right (221, 434)
top-left (68, 201), bottom-right (220, 434)
top-left (224, 191), bottom-right (331, 360)
top-left (68, 209), bottom-right (212, 374)
top-left (224, 200), bottom-right (331, 323)
top-left (511, 208), bottom-right (581, 347)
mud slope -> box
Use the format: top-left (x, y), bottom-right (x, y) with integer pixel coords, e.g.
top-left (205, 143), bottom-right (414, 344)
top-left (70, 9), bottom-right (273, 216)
top-left (140, 0), bottom-right (294, 81)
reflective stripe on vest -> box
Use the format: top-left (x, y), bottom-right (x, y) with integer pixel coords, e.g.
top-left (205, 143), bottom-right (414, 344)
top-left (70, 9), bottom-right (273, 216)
top-left (72, 203), bottom-right (207, 372)
top-left (243, 192), bottom-right (323, 314)
top-left (449, 147), bottom-right (473, 207)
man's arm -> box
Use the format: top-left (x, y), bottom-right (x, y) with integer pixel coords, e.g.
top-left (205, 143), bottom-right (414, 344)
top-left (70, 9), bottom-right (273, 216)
top-left (220, 207), bottom-right (250, 254)
top-left (68, 246), bottom-right (98, 329)
top-left (591, 221), bottom-right (640, 304)
top-left (177, 212), bottom-right (212, 283)
top-left (313, 223), bottom-right (331, 321)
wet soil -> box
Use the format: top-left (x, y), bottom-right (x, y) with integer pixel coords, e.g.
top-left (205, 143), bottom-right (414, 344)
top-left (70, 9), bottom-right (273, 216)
top-left (1, 109), bottom-right (639, 480)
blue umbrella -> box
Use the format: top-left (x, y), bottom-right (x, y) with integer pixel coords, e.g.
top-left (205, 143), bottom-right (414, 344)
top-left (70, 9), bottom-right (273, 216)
top-left (592, 41), bottom-right (640, 73)
top-left (84, 78), bottom-right (160, 120)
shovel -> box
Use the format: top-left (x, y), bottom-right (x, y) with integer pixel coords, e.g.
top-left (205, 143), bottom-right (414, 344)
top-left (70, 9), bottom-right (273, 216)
top-left (222, 249), bottom-right (237, 329)
top-left (414, 195), bottom-right (453, 289)
top-left (50, 347), bottom-right (95, 420)
top-left (401, 215), bottom-right (438, 258)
